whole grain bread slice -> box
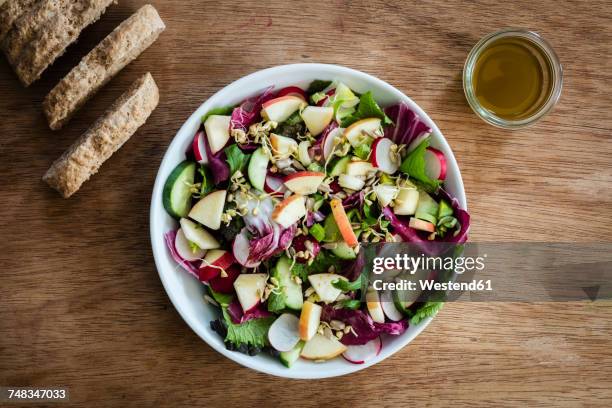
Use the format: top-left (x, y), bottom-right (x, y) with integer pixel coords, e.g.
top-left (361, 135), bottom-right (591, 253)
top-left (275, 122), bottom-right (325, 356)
top-left (43, 73), bottom-right (159, 198)
top-left (12, 0), bottom-right (114, 86)
top-left (2, 0), bottom-right (61, 66)
top-left (0, 0), bottom-right (38, 42)
top-left (43, 4), bottom-right (165, 130)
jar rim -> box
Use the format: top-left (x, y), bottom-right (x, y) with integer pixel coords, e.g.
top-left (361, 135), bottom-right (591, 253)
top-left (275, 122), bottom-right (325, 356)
top-left (463, 28), bottom-right (563, 129)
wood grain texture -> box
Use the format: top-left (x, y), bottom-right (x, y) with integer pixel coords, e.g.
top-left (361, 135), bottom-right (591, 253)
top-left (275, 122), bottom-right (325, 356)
top-left (1, 0), bottom-right (611, 406)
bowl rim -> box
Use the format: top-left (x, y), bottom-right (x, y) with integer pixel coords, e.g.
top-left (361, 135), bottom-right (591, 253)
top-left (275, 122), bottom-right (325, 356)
top-left (149, 63), bottom-right (467, 379)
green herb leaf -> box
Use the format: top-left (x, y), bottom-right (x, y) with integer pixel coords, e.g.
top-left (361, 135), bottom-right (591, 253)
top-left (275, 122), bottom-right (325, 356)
top-left (307, 80), bottom-right (332, 94)
top-left (354, 143), bottom-right (371, 160)
top-left (340, 91), bottom-right (393, 127)
top-left (222, 307), bottom-right (275, 348)
top-left (208, 287), bottom-right (233, 307)
top-left (400, 138), bottom-right (441, 192)
top-left (309, 223), bottom-right (326, 242)
top-left (338, 299), bottom-right (361, 310)
top-left (224, 144), bottom-right (251, 176)
top-left (202, 106), bottom-right (235, 123)
top-left (267, 291), bottom-right (287, 313)
top-left (289, 262), bottom-right (309, 282)
top-left (410, 302), bottom-right (443, 325)
top-left (332, 274), bottom-right (363, 292)
top-left (308, 251), bottom-right (343, 274)
top-left (363, 203), bottom-right (379, 226)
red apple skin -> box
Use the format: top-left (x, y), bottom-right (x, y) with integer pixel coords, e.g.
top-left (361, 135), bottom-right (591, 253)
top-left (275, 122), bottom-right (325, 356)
top-left (262, 95), bottom-right (302, 109)
top-left (276, 86), bottom-right (307, 101)
top-left (198, 251), bottom-right (236, 282)
top-left (209, 265), bottom-right (240, 293)
top-left (283, 171), bottom-right (326, 182)
top-left (426, 147), bottom-right (447, 180)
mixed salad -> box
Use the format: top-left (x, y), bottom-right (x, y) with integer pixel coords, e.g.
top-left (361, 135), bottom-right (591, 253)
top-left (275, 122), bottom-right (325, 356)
top-left (162, 80), bottom-right (470, 367)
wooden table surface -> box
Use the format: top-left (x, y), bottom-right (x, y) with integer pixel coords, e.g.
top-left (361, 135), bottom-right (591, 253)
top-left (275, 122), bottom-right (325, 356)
top-left (1, 0), bottom-right (611, 406)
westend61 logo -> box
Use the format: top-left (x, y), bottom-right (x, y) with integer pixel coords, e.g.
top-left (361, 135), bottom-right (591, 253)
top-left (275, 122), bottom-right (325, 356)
top-left (372, 253), bottom-right (487, 275)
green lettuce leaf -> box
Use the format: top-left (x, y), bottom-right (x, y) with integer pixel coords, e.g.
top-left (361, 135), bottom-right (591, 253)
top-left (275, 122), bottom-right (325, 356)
top-left (224, 144), bottom-right (250, 176)
top-left (222, 308), bottom-right (274, 348)
top-left (410, 302), bottom-right (443, 325)
top-left (400, 137), bottom-right (441, 192)
top-left (307, 80), bottom-right (332, 94)
top-left (208, 287), bottom-right (233, 307)
top-left (341, 91), bottom-right (393, 127)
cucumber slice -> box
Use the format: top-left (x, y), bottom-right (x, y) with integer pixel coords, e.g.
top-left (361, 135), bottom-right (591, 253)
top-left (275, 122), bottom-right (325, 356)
top-left (269, 256), bottom-right (303, 311)
top-left (415, 191), bottom-right (439, 224)
top-left (330, 241), bottom-right (356, 260)
top-left (280, 340), bottom-right (305, 368)
top-left (163, 161), bottom-right (196, 218)
top-left (248, 147), bottom-right (269, 191)
top-left (323, 214), bottom-right (341, 242)
top-left (329, 156), bottom-right (350, 177)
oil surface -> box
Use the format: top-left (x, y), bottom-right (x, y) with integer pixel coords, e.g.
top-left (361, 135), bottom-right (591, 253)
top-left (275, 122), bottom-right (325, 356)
top-left (473, 37), bottom-right (552, 120)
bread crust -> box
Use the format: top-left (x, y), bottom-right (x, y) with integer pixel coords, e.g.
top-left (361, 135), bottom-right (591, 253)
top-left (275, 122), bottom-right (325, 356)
top-left (43, 4), bottom-right (165, 130)
top-left (43, 73), bottom-right (160, 198)
top-left (7, 0), bottom-right (115, 86)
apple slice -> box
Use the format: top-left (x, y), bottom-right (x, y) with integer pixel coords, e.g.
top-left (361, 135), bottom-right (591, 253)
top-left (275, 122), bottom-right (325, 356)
top-left (299, 301), bottom-right (322, 341)
top-left (322, 127), bottom-right (344, 160)
top-left (272, 194), bottom-right (306, 228)
top-left (268, 313), bottom-right (301, 352)
top-left (198, 249), bottom-right (235, 281)
top-left (270, 133), bottom-right (298, 159)
top-left (346, 160), bottom-right (375, 177)
top-left (301, 106), bottom-right (334, 136)
top-left (192, 130), bottom-right (208, 164)
top-left (394, 187), bottom-right (419, 216)
top-left (424, 146), bottom-right (447, 181)
top-left (344, 118), bottom-right (381, 147)
top-left (233, 228), bottom-right (261, 268)
top-left (366, 288), bottom-right (385, 323)
top-left (276, 86), bottom-right (307, 101)
top-left (301, 334), bottom-right (347, 360)
top-left (373, 184), bottom-right (399, 207)
top-left (283, 171), bottom-right (325, 195)
top-left (261, 95), bottom-right (305, 123)
top-left (330, 198), bottom-right (358, 247)
top-left (371, 137), bottom-right (399, 174)
top-left (264, 173), bottom-right (287, 197)
top-left (203, 115), bottom-right (231, 154)
top-left (338, 174), bottom-right (365, 191)
top-left (409, 217), bottom-right (435, 233)
top-left (233, 273), bottom-right (268, 312)
top-left (175, 228), bottom-right (206, 261)
top-left (248, 147), bottom-right (269, 191)
top-left (308, 273), bottom-right (347, 304)
top-left (180, 218), bottom-right (220, 250)
top-left (342, 337), bottom-right (382, 364)
top-left (380, 290), bottom-right (403, 321)
top-left (297, 140), bottom-right (312, 166)
top-left (189, 190), bottom-right (227, 230)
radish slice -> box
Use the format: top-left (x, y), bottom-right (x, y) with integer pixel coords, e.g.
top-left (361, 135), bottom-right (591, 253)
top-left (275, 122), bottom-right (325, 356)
top-left (233, 229), bottom-right (260, 268)
top-left (323, 127), bottom-right (344, 160)
top-left (264, 173), bottom-right (287, 197)
top-left (407, 132), bottom-right (430, 153)
top-left (268, 313), bottom-right (301, 352)
top-left (381, 290), bottom-right (403, 321)
top-left (424, 147), bottom-right (447, 180)
top-left (371, 138), bottom-right (399, 174)
top-left (175, 228), bottom-right (206, 261)
top-left (276, 86), bottom-right (307, 101)
top-left (192, 130), bottom-right (208, 164)
top-left (342, 337), bottom-right (382, 364)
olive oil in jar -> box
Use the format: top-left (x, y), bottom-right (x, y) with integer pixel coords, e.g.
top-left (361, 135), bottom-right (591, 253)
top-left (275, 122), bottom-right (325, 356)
top-left (471, 36), bottom-right (554, 121)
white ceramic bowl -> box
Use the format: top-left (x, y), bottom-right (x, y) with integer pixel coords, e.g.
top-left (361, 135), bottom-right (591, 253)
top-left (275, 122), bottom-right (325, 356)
top-left (150, 63), bottom-right (466, 379)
